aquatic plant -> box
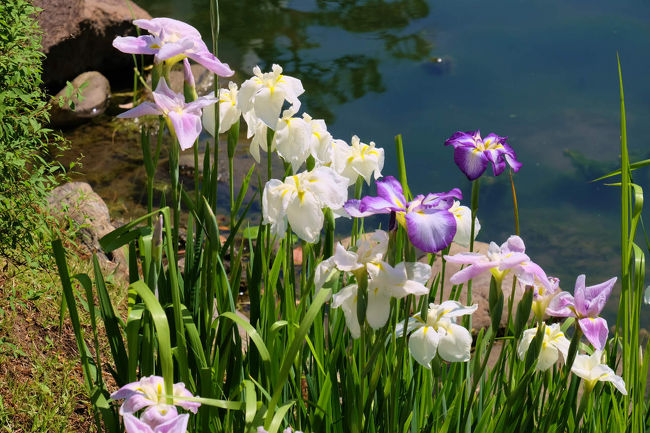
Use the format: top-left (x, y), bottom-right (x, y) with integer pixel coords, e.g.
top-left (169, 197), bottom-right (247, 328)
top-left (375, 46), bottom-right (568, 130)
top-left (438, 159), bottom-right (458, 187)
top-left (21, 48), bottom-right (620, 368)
top-left (51, 8), bottom-right (650, 433)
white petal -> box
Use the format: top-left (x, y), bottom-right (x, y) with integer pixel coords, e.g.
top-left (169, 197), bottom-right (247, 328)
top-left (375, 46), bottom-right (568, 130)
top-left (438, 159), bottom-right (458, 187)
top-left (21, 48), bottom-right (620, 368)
top-left (332, 284), bottom-right (361, 339)
top-left (304, 166), bottom-right (349, 210)
top-left (437, 323), bottom-right (472, 362)
top-left (366, 285), bottom-right (391, 329)
top-left (332, 243), bottom-right (362, 272)
top-left (253, 87), bottom-right (286, 129)
top-left (286, 192), bottom-right (324, 243)
top-left (408, 326), bottom-right (440, 368)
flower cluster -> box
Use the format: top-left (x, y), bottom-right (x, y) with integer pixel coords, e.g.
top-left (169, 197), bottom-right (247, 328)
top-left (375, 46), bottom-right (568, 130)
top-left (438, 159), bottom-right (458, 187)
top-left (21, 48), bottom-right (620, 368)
top-left (110, 376), bottom-right (200, 433)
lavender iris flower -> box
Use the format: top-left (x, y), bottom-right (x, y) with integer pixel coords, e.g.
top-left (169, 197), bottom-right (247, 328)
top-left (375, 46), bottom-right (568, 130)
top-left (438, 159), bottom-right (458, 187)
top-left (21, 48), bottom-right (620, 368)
top-left (344, 176), bottom-right (461, 253)
top-left (444, 130), bottom-right (522, 180)
top-left (546, 274), bottom-right (617, 350)
top-left (113, 18), bottom-right (234, 77)
top-left (117, 78), bottom-right (216, 151)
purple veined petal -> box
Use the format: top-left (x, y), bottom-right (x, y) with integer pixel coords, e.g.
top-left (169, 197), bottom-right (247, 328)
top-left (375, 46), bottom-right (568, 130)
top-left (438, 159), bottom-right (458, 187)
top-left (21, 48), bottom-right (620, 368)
top-left (117, 102), bottom-right (162, 118)
top-left (516, 261), bottom-right (548, 287)
top-left (120, 394), bottom-right (155, 415)
top-left (448, 261), bottom-right (499, 285)
top-left (578, 317), bottom-right (609, 350)
top-left (404, 208), bottom-right (456, 253)
top-left (113, 35), bottom-right (158, 55)
top-left (154, 414), bottom-right (190, 433)
top-left (123, 413), bottom-right (155, 433)
top-left (453, 146), bottom-right (489, 180)
top-left (182, 58), bottom-right (195, 87)
top-left (375, 176), bottom-right (407, 210)
top-left (572, 274), bottom-right (588, 316)
top-left (167, 110), bottom-right (202, 151)
top-left (187, 50), bottom-right (235, 77)
top-left (419, 188), bottom-right (463, 210)
top-left (444, 131), bottom-right (478, 149)
top-left (579, 276), bottom-right (616, 317)
top-left (156, 39), bottom-right (195, 61)
top-left (486, 149), bottom-right (507, 177)
top-left (343, 199), bottom-right (373, 218)
top-left (546, 291), bottom-right (576, 317)
top-left (504, 152), bottom-right (522, 172)
top-left (358, 195), bottom-right (397, 214)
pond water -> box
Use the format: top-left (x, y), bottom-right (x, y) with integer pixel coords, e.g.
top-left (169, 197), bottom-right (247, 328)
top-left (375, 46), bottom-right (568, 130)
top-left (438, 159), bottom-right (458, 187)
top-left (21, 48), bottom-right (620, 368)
top-left (81, 0), bottom-right (650, 326)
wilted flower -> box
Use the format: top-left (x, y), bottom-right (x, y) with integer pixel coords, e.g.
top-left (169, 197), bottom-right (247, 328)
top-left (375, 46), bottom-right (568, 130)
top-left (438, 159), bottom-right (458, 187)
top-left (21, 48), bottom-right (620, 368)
top-left (546, 274), bottom-right (616, 350)
top-left (444, 130), bottom-right (521, 180)
top-left (113, 17), bottom-right (233, 76)
top-left (517, 323), bottom-right (570, 371)
top-left (344, 176), bottom-right (461, 253)
top-left (571, 350), bottom-right (627, 395)
top-left (238, 64), bottom-right (304, 129)
top-left (332, 135), bottom-right (384, 186)
top-left (117, 78), bottom-right (216, 150)
top-left (448, 201), bottom-right (480, 248)
top-left (202, 81), bottom-right (242, 136)
top-left (111, 376), bottom-right (199, 429)
top-left (262, 167), bottom-right (348, 242)
top-left (404, 301), bottom-right (478, 366)
top-left (444, 235), bottom-right (544, 287)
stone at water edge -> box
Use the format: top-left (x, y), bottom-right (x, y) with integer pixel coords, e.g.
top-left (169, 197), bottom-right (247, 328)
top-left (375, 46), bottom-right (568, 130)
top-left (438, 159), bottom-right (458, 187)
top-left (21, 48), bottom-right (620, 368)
top-left (50, 71), bottom-right (111, 128)
top-left (47, 182), bottom-right (127, 280)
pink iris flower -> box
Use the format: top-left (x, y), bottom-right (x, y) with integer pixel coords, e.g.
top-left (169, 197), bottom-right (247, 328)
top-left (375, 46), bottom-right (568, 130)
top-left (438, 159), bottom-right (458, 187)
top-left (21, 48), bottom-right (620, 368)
top-left (444, 235), bottom-right (545, 287)
top-left (113, 17), bottom-right (234, 77)
top-left (344, 176), bottom-right (461, 253)
top-left (546, 274), bottom-right (616, 350)
top-left (117, 78), bottom-right (216, 150)
top-left (444, 130), bottom-right (522, 180)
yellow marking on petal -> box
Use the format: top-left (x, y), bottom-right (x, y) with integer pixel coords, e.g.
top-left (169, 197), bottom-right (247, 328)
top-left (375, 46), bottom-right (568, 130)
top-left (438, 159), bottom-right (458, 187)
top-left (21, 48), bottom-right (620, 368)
top-left (423, 326), bottom-right (429, 335)
top-left (150, 43), bottom-right (161, 49)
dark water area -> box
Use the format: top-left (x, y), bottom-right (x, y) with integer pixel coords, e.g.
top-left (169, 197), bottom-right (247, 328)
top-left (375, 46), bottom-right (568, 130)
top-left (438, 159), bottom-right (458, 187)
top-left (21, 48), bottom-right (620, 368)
top-left (74, 0), bottom-right (650, 328)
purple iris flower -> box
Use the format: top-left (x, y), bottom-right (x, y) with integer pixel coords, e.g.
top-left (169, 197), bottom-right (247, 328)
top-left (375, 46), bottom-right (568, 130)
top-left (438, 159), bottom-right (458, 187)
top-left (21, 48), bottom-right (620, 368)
top-left (444, 130), bottom-right (522, 180)
top-left (123, 413), bottom-right (189, 433)
top-left (344, 176), bottom-right (461, 253)
top-left (113, 18), bottom-right (234, 77)
top-left (546, 274), bottom-right (617, 350)
top-left (117, 78), bottom-right (216, 150)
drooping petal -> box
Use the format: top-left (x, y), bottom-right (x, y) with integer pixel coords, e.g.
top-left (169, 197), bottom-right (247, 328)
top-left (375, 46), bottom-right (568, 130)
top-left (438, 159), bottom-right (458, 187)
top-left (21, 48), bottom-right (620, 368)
top-left (437, 323), bottom-right (472, 362)
top-left (331, 284), bottom-right (361, 338)
top-left (285, 192), bottom-right (324, 243)
top-left (453, 146), bottom-right (489, 180)
top-left (403, 262), bottom-right (432, 285)
top-left (408, 326), bottom-right (440, 368)
top-left (156, 39), bottom-right (195, 61)
top-left (405, 208), bottom-right (456, 253)
top-left (117, 102), bottom-right (162, 118)
top-left (448, 261), bottom-right (499, 285)
top-left (331, 243), bottom-right (362, 272)
top-left (172, 383), bottom-right (200, 413)
top-left (366, 286), bottom-right (392, 329)
top-left (578, 317), bottom-right (609, 350)
top-left (253, 87), bottom-right (286, 129)
top-left (436, 300), bottom-right (479, 319)
top-left (303, 167), bottom-right (349, 210)
top-left (187, 50), bottom-right (234, 77)
top-left (579, 276), bottom-right (616, 317)
top-left (167, 110), bottom-right (202, 150)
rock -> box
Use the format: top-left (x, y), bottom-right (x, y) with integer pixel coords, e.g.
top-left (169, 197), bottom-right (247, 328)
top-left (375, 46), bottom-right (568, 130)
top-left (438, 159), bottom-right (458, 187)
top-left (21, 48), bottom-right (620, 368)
top-left (47, 182), bottom-right (126, 278)
top-left (50, 71), bottom-right (111, 128)
top-left (34, 0), bottom-right (151, 89)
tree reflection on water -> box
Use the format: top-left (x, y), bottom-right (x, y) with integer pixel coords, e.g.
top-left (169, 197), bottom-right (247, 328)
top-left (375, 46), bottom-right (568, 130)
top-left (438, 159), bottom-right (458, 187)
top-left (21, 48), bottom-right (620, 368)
top-left (150, 0), bottom-right (434, 122)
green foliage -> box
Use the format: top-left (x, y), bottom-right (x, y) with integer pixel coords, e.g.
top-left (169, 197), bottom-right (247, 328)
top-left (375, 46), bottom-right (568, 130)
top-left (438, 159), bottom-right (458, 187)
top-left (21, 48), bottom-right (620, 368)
top-left (0, 0), bottom-right (66, 263)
